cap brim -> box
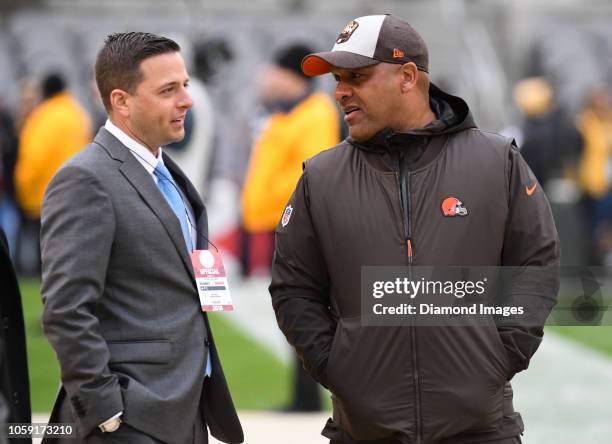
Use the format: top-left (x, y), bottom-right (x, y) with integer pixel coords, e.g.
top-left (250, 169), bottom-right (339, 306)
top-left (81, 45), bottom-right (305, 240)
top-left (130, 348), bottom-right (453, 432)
top-left (302, 51), bottom-right (379, 76)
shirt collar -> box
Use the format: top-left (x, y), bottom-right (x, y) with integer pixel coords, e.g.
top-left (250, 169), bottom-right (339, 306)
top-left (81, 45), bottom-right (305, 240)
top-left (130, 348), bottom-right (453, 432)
top-left (104, 119), bottom-right (164, 175)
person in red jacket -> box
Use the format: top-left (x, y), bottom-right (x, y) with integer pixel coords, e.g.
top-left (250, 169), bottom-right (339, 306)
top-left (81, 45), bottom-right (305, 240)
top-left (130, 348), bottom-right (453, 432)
top-left (270, 14), bottom-right (559, 444)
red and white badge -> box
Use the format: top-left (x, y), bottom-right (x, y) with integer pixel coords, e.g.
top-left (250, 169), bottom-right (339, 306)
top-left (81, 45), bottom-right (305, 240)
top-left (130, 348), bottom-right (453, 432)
top-left (190, 249), bottom-right (234, 312)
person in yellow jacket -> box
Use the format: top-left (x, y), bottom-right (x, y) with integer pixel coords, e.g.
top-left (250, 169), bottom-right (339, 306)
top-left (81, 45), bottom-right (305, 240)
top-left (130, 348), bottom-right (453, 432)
top-left (578, 86), bottom-right (612, 199)
top-left (242, 44), bottom-right (340, 236)
top-left (15, 73), bottom-right (92, 220)
top-left (241, 43), bottom-right (340, 412)
top-left (577, 85), bottom-right (612, 264)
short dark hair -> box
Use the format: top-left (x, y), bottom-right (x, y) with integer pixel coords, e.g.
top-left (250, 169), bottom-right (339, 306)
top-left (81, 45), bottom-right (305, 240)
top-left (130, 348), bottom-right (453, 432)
top-left (95, 32), bottom-right (180, 112)
top-left (274, 43), bottom-right (314, 82)
top-left (42, 72), bottom-right (66, 99)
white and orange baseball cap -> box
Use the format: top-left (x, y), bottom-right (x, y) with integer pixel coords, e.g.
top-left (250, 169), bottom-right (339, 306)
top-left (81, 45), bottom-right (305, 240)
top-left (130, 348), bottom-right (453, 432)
top-left (302, 14), bottom-right (429, 76)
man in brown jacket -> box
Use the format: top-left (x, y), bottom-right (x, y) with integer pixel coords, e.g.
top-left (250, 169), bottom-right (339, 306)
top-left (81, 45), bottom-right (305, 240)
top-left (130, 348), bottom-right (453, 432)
top-left (270, 14), bottom-right (559, 444)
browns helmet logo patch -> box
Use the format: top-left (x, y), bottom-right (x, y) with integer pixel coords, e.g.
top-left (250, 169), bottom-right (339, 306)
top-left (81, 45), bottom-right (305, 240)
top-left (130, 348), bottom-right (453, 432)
top-left (441, 197), bottom-right (468, 217)
top-left (336, 20), bottom-right (359, 44)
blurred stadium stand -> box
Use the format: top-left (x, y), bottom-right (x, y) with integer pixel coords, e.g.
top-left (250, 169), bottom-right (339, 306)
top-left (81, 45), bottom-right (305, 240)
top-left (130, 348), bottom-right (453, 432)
top-left (1, 0), bottom-right (612, 131)
top-left (1, 0), bottom-right (611, 183)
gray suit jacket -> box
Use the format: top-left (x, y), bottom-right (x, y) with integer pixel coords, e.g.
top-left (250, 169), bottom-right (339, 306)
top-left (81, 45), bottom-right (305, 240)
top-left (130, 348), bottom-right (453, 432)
top-left (40, 128), bottom-right (243, 443)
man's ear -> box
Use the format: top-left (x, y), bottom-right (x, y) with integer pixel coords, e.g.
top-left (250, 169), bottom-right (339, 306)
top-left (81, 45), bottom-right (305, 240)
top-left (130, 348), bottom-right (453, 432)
top-left (400, 62), bottom-right (418, 94)
top-left (110, 89), bottom-right (130, 118)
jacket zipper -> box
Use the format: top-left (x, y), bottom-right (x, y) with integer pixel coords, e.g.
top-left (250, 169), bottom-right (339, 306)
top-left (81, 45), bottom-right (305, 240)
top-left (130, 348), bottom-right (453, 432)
top-left (396, 148), bottom-right (422, 444)
top-left (398, 150), bottom-right (413, 264)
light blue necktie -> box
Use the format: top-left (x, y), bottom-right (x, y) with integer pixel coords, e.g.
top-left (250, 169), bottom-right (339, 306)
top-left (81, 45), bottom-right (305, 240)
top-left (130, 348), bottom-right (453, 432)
top-left (154, 161), bottom-right (212, 377)
top-left (153, 162), bottom-right (192, 252)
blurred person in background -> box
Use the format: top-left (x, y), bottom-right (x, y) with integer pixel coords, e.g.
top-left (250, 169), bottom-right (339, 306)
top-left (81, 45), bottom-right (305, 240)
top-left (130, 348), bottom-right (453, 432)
top-left (0, 97), bottom-right (20, 260)
top-left (241, 43), bottom-right (340, 413)
top-left (510, 77), bottom-right (582, 188)
top-left (577, 85), bottom-right (612, 264)
top-left (241, 43), bottom-right (340, 275)
top-left (14, 73), bottom-right (91, 275)
top-left (14, 79), bottom-right (40, 134)
top-left (3, 79), bottom-right (39, 274)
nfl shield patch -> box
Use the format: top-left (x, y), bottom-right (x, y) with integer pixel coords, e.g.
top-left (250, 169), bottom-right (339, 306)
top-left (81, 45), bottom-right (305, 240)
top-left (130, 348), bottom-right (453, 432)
top-left (281, 205), bottom-right (293, 227)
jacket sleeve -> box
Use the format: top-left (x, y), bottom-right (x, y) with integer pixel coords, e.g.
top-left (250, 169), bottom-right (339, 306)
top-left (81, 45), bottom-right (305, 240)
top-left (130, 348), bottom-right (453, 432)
top-left (40, 164), bottom-right (123, 437)
top-left (269, 168), bottom-right (335, 387)
top-left (499, 141), bottom-right (560, 377)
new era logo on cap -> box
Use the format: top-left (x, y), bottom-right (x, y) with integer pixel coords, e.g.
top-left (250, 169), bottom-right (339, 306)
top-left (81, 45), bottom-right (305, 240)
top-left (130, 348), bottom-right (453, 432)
top-left (302, 14), bottom-right (429, 76)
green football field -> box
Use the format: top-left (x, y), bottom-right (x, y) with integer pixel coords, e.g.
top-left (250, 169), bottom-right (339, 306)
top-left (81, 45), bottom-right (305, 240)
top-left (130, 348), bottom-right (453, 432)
top-left (19, 279), bottom-right (612, 413)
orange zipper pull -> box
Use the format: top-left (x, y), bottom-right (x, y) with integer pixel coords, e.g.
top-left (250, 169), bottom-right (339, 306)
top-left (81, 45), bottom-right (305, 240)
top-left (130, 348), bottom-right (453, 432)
top-left (407, 239), bottom-right (413, 264)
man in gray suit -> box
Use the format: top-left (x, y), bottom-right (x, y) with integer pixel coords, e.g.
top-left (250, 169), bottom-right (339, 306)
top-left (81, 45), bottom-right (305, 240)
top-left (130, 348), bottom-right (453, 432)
top-left (40, 32), bottom-right (243, 444)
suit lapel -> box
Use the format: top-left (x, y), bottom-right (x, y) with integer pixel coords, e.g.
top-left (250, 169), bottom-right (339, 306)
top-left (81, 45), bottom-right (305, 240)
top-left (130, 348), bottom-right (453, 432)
top-left (93, 128), bottom-right (196, 280)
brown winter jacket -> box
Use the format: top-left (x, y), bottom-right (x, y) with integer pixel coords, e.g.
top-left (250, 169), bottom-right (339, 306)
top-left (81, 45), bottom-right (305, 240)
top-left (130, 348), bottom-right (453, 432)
top-left (270, 84), bottom-right (560, 444)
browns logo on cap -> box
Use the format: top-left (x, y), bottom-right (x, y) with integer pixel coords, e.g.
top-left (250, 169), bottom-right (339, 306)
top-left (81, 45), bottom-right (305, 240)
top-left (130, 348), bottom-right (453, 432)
top-left (336, 20), bottom-right (359, 44)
